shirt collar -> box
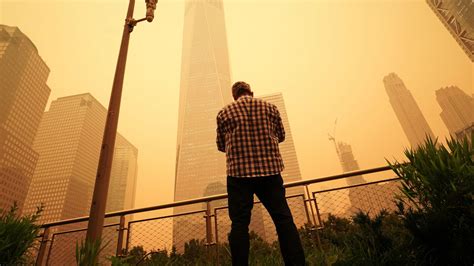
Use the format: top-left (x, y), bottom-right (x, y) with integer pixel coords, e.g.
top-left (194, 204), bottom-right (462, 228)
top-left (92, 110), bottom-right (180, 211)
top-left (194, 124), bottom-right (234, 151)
top-left (238, 95), bottom-right (253, 101)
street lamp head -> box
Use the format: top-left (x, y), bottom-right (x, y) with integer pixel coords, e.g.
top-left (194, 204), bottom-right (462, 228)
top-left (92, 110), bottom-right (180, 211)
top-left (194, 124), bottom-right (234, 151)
top-left (145, 0), bottom-right (157, 22)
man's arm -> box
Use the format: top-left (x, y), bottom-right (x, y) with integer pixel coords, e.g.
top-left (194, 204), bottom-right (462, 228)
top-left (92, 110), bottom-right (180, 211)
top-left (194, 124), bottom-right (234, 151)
top-left (216, 112), bottom-right (226, 152)
top-left (274, 106), bottom-right (285, 143)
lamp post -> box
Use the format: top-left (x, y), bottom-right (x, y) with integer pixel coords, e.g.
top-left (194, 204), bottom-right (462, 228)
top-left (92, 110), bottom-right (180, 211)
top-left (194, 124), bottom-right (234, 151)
top-left (85, 0), bottom-right (157, 243)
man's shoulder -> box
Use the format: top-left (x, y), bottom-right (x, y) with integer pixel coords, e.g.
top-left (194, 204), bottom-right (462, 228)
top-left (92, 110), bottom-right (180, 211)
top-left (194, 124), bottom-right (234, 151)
top-left (218, 101), bottom-right (237, 118)
top-left (253, 97), bottom-right (278, 111)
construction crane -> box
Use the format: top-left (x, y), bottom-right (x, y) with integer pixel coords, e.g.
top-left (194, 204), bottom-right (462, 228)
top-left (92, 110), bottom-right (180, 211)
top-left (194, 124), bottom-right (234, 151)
top-left (328, 118), bottom-right (340, 156)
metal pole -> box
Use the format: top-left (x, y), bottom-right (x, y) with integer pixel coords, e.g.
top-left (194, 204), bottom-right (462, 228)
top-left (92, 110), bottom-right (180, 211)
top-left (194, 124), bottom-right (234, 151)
top-left (35, 227), bottom-right (50, 266)
top-left (116, 215), bottom-right (126, 256)
top-left (45, 234), bottom-right (56, 266)
top-left (205, 201), bottom-right (213, 245)
top-left (214, 209), bottom-right (220, 266)
top-left (305, 185), bottom-right (317, 226)
top-left (86, 0), bottom-right (135, 242)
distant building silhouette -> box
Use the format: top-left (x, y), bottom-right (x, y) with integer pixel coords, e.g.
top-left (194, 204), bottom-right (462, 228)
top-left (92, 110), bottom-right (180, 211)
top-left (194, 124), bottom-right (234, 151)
top-left (0, 25), bottom-right (50, 213)
top-left (23, 94), bottom-right (137, 227)
top-left (328, 138), bottom-right (368, 215)
top-left (426, 0), bottom-right (473, 61)
top-left (455, 123), bottom-right (474, 141)
top-left (384, 73), bottom-right (435, 148)
top-left (436, 86), bottom-right (474, 137)
top-left (336, 142), bottom-right (366, 195)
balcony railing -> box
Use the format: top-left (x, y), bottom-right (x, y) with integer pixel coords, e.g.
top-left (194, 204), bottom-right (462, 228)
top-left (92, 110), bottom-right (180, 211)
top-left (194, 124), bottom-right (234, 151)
top-left (33, 165), bottom-right (402, 265)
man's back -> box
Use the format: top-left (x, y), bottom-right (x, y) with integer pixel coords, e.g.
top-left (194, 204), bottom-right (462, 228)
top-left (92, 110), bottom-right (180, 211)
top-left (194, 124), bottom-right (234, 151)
top-left (216, 95), bottom-right (285, 177)
top-left (217, 82), bottom-right (306, 265)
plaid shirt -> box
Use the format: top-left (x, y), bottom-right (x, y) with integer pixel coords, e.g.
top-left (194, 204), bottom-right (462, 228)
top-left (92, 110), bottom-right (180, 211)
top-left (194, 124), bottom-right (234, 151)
top-left (216, 95), bottom-right (285, 177)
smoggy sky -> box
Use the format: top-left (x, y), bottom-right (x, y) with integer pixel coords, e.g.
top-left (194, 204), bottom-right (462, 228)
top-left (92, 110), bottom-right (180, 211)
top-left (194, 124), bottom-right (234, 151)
top-left (1, 0), bottom-right (472, 210)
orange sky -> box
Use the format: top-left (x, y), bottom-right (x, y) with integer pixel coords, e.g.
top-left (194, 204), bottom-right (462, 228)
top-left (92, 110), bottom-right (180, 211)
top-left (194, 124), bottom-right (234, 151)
top-left (1, 0), bottom-right (472, 211)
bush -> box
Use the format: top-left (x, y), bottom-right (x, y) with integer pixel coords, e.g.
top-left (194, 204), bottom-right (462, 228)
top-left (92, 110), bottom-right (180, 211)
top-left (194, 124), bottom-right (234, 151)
top-left (389, 134), bottom-right (474, 265)
top-left (0, 202), bottom-right (43, 265)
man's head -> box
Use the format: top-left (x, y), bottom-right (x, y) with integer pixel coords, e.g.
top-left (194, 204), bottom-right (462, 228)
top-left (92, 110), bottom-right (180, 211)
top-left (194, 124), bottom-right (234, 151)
top-left (232, 81), bottom-right (253, 100)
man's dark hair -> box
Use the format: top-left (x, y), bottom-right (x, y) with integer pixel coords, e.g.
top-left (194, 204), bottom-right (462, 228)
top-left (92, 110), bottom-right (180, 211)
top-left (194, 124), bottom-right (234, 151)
top-left (232, 81), bottom-right (252, 98)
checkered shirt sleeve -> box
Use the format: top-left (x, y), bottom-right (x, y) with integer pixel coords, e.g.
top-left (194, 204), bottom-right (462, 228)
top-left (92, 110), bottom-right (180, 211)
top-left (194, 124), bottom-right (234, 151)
top-left (216, 96), bottom-right (285, 177)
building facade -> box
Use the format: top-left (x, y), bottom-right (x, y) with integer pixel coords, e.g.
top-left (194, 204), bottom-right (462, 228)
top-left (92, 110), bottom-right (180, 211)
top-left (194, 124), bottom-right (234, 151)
top-left (23, 93), bottom-right (138, 226)
top-left (426, 0), bottom-right (473, 61)
top-left (174, 0), bottom-right (233, 211)
top-left (436, 86), bottom-right (474, 136)
top-left (384, 73), bottom-right (435, 148)
top-left (0, 25), bottom-right (50, 213)
top-left (106, 134), bottom-right (138, 215)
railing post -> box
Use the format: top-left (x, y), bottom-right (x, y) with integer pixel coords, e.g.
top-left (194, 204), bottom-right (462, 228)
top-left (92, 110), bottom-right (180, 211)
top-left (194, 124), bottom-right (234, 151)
top-left (204, 201), bottom-right (217, 264)
top-left (303, 185), bottom-right (315, 225)
top-left (313, 193), bottom-right (323, 228)
top-left (125, 221), bottom-right (132, 254)
top-left (214, 208), bottom-right (220, 266)
top-left (35, 227), bottom-right (50, 266)
top-left (116, 215), bottom-right (126, 257)
top-left (205, 201), bottom-right (213, 245)
top-left (45, 233), bottom-right (56, 265)
top-left (312, 194), bottom-right (323, 248)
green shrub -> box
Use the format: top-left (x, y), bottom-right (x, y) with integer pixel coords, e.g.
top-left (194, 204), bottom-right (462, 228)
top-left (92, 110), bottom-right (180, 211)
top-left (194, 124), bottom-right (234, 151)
top-left (75, 239), bottom-right (108, 266)
top-left (0, 202), bottom-right (43, 265)
top-left (389, 134), bottom-right (474, 265)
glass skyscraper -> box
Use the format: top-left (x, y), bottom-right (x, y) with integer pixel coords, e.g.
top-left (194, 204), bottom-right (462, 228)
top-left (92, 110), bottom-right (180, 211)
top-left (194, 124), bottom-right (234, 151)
top-left (0, 25), bottom-right (50, 213)
top-left (426, 0), bottom-right (473, 61)
top-left (384, 73), bottom-right (435, 148)
top-left (174, 0), bottom-right (233, 211)
top-left (172, 0), bottom-right (233, 250)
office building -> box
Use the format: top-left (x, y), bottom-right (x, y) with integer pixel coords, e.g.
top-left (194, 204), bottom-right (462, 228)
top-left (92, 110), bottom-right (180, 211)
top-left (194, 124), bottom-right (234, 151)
top-left (0, 25), bottom-right (50, 213)
top-left (23, 94), bottom-right (138, 225)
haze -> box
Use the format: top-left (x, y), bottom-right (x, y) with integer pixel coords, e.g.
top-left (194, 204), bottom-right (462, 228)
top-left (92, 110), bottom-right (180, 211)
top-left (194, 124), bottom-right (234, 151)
top-left (1, 0), bottom-right (472, 211)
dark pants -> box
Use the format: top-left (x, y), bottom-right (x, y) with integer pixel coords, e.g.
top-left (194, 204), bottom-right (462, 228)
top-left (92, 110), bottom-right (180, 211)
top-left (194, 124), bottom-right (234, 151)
top-left (227, 174), bottom-right (305, 266)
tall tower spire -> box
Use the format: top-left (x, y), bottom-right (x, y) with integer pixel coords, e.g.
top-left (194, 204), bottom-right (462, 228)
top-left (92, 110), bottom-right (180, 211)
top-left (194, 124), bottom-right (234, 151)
top-left (174, 0), bottom-right (233, 207)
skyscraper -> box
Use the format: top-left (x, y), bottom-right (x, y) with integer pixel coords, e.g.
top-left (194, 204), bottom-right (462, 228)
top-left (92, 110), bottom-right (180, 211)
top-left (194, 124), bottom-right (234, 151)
top-left (426, 0), bottom-right (473, 62)
top-left (384, 73), bottom-right (435, 148)
top-left (336, 142), bottom-right (364, 183)
top-left (106, 133), bottom-right (138, 215)
top-left (436, 86), bottom-right (474, 136)
top-left (23, 93), bottom-right (138, 226)
top-left (174, 0), bottom-right (232, 211)
top-left (334, 142), bottom-right (370, 214)
top-left (0, 25), bottom-right (50, 213)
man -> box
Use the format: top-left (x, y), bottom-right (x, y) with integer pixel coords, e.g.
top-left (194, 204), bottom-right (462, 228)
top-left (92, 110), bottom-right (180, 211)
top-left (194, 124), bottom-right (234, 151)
top-left (216, 81), bottom-right (305, 265)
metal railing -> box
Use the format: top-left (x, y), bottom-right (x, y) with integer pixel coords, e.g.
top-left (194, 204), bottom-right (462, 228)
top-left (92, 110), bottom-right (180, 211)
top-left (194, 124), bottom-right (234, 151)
top-left (34, 165), bottom-right (401, 265)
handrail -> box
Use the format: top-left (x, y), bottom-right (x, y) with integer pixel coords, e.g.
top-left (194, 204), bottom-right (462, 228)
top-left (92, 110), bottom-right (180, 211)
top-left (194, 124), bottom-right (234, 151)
top-left (40, 165), bottom-right (395, 229)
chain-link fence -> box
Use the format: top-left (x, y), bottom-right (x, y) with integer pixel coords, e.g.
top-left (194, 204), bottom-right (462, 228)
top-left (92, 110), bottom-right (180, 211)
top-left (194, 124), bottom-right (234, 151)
top-left (45, 223), bottom-right (118, 265)
top-left (35, 166), bottom-right (405, 265)
top-left (312, 178), bottom-right (401, 225)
